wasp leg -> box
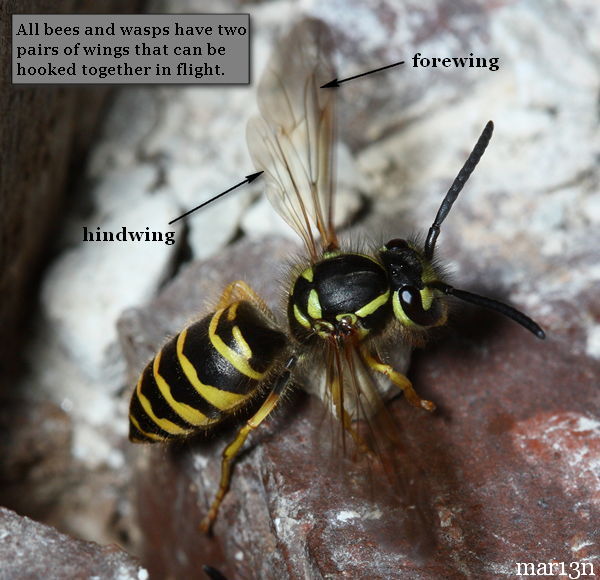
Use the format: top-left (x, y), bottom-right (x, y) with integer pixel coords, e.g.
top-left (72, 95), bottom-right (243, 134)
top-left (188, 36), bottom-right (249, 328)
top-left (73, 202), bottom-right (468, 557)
top-left (360, 349), bottom-right (436, 412)
top-left (329, 374), bottom-right (373, 455)
top-left (215, 280), bottom-right (271, 313)
top-left (341, 407), bottom-right (374, 457)
top-left (200, 357), bottom-right (296, 534)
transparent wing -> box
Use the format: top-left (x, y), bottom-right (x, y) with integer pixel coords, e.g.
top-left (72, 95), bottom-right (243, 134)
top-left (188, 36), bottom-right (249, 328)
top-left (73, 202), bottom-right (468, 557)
top-left (314, 339), bottom-right (435, 557)
top-left (323, 339), bottom-right (393, 459)
top-left (247, 18), bottom-right (338, 261)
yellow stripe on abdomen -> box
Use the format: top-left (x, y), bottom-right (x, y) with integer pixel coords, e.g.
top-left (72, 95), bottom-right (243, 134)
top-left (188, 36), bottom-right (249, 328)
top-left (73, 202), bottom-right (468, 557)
top-left (176, 329), bottom-right (249, 411)
top-left (136, 377), bottom-right (190, 435)
top-left (153, 352), bottom-right (214, 426)
top-left (129, 412), bottom-right (165, 441)
top-left (208, 309), bottom-right (265, 380)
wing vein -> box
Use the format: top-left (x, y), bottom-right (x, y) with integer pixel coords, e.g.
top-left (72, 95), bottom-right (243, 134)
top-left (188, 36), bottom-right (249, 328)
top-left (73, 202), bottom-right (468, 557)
top-left (246, 19), bottom-right (339, 261)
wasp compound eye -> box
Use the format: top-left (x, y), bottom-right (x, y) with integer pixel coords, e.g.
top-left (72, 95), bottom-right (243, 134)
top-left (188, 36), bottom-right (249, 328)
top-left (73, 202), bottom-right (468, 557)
top-left (394, 285), bottom-right (446, 327)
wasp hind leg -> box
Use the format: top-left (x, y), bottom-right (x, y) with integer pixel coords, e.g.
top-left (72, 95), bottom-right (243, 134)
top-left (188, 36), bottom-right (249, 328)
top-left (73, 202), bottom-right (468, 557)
top-left (360, 349), bottom-right (436, 412)
top-left (200, 357), bottom-right (296, 534)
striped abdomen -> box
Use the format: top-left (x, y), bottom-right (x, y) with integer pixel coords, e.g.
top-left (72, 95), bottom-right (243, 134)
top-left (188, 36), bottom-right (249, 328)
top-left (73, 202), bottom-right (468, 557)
top-left (129, 300), bottom-right (288, 443)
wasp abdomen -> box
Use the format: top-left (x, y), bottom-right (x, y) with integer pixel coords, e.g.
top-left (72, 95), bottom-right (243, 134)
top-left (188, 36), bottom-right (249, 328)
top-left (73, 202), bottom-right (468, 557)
top-left (129, 301), bottom-right (288, 443)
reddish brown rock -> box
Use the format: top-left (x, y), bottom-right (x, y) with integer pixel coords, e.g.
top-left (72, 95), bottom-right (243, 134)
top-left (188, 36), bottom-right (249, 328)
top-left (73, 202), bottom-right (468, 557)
top-left (119, 236), bottom-right (599, 578)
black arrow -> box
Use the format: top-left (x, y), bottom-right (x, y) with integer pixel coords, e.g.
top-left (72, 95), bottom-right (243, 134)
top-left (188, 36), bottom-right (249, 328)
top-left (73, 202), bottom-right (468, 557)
top-left (168, 171), bottom-right (264, 225)
top-left (321, 60), bottom-right (405, 88)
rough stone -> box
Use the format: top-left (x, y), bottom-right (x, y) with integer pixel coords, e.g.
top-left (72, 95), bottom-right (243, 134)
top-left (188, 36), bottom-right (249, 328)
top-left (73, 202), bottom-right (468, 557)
top-left (0, 0), bottom-right (141, 379)
top-left (0, 399), bottom-right (72, 522)
top-left (117, 1), bottom-right (600, 577)
top-left (121, 239), bottom-right (599, 578)
top-left (0, 506), bottom-right (146, 580)
top-left (9, 0), bottom-right (599, 573)
top-left (40, 184), bottom-right (180, 383)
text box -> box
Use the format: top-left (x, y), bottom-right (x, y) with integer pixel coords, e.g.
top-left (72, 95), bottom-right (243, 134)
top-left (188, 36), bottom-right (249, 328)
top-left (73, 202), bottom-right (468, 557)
top-left (12, 13), bottom-right (250, 85)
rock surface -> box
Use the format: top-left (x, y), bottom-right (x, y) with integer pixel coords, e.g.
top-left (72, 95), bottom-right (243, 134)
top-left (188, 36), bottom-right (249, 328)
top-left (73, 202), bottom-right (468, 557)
top-left (8, 0), bottom-right (599, 575)
top-left (119, 1), bottom-right (599, 577)
top-left (0, 0), bottom-right (140, 379)
top-left (0, 506), bottom-right (146, 580)
top-left (0, 399), bottom-right (72, 523)
top-left (120, 242), bottom-right (599, 579)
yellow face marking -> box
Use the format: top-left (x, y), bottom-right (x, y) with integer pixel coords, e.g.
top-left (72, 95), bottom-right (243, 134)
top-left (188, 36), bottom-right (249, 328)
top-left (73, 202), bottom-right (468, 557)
top-left (420, 287), bottom-right (433, 310)
top-left (293, 304), bottom-right (311, 329)
top-left (335, 313), bottom-right (357, 323)
top-left (314, 320), bottom-right (335, 339)
top-left (177, 329), bottom-right (248, 411)
top-left (300, 267), bottom-right (314, 282)
top-left (355, 290), bottom-right (390, 318)
top-left (153, 351), bottom-right (215, 426)
top-left (227, 302), bottom-right (240, 322)
top-left (136, 376), bottom-right (190, 435)
top-left (307, 289), bottom-right (322, 319)
top-left (209, 309), bottom-right (265, 380)
top-left (129, 413), bottom-right (165, 442)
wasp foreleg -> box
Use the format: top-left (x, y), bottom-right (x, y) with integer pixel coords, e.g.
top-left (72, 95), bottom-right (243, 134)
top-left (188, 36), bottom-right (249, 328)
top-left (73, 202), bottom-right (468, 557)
top-left (360, 349), bottom-right (436, 412)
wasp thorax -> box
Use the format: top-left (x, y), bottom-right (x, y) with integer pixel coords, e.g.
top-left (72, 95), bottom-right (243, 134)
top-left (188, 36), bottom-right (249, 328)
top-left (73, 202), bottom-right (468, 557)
top-left (288, 253), bottom-right (391, 343)
top-left (379, 239), bottom-right (447, 330)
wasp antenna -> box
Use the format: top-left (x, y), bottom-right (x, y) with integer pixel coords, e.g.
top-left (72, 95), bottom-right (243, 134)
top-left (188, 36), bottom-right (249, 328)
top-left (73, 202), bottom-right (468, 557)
top-left (430, 281), bottom-right (546, 339)
top-left (424, 121), bottom-right (494, 260)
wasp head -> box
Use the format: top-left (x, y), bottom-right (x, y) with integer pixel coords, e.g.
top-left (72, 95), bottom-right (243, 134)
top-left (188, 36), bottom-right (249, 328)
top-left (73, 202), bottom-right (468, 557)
top-left (377, 122), bottom-right (545, 340)
top-left (379, 239), bottom-right (448, 330)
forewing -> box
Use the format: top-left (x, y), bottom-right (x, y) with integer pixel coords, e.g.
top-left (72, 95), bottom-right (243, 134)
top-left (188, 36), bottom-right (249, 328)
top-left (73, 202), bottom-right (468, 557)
top-left (247, 19), bottom-right (338, 261)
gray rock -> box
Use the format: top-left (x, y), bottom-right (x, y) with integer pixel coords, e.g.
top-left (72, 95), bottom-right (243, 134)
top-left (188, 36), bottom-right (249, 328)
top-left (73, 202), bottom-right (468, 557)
top-left (41, 188), bottom-right (179, 383)
top-left (12, 0), bottom-right (600, 573)
top-left (0, 399), bottom-right (72, 522)
top-left (121, 2), bottom-right (600, 578)
top-left (0, 0), bottom-right (131, 378)
top-left (0, 507), bottom-right (146, 580)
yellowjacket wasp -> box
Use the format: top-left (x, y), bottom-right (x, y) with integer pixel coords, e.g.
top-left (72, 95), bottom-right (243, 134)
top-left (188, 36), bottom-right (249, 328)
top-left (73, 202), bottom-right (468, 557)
top-left (128, 19), bottom-right (545, 533)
